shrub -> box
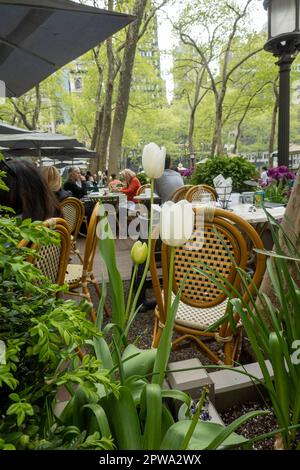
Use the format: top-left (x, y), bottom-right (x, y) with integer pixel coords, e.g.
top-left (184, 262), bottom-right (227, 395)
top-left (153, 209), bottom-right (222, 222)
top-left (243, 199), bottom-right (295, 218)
top-left (0, 216), bottom-right (114, 450)
top-left (136, 172), bottom-right (148, 186)
top-left (191, 156), bottom-right (258, 192)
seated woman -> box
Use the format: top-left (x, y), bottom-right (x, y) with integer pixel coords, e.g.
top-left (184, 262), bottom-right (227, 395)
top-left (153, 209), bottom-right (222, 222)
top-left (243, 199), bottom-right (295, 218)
top-left (118, 169), bottom-right (141, 202)
top-left (40, 166), bottom-right (71, 202)
top-left (109, 173), bottom-right (122, 191)
top-left (0, 159), bottom-right (61, 221)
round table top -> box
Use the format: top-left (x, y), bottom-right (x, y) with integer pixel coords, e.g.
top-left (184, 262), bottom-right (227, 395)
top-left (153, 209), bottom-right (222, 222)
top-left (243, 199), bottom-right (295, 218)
top-left (191, 202), bottom-right (285, 224)
top-left (229, 203), bottom-right (285, 224)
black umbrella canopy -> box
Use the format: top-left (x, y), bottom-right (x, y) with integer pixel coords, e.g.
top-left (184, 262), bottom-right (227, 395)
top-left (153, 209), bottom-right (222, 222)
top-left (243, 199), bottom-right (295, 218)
top-left (0, 120), bottom-right (31, 133)
top-left (0, 132), bottom-right (84, 149)
top-left (0, 0), bottom-right (134, 97)
top-left (2, 145), bottom-right (96, 158)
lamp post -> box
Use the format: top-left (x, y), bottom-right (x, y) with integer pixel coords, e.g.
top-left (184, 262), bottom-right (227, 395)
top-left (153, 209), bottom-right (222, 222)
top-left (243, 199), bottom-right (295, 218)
top-left (190, 153), bottom-right (195, 169)
top-left (263, 0), bottom-right (300, 167)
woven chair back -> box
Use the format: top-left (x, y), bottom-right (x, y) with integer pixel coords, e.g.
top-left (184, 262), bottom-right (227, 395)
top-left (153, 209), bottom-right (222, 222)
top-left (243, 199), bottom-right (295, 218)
top-left (186, 185), bottom-right (217, 203)
top-left (19, 218), bottom-right (70, 286)
top-left (60, 197), bottom-right (85, 241)
top-left (151, 207), bottom-right (265, 317)
top-left (163, 213), bottom-right (246, 312)
top-left (171, 185), bottom-right (192, 202)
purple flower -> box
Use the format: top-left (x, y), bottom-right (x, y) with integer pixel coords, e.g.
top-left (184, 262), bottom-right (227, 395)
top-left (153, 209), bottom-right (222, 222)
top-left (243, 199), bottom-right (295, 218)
top-left (267, 166), bottom-right (296, 182)
top-left (179, 167), bottom-right (194, 177)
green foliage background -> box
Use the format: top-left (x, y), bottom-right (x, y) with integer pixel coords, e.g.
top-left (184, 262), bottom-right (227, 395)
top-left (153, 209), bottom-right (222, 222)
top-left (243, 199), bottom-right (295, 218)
top-left (192, 156), bottom-right (258, 192)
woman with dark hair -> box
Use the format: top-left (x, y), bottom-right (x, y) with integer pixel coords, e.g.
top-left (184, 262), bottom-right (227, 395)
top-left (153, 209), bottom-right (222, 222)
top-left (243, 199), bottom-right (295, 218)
top-left (0, 159), bottom-right (61, 221)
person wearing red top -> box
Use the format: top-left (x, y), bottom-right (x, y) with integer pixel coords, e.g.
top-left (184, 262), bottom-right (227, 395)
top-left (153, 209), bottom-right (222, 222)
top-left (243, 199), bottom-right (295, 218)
top-left (119, 169), bottom-right (141, 202)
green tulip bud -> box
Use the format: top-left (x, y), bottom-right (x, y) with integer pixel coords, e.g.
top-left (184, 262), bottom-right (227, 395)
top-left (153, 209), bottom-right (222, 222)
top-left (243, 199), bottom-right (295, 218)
top-left (131, 241), bottom-right (148, 265)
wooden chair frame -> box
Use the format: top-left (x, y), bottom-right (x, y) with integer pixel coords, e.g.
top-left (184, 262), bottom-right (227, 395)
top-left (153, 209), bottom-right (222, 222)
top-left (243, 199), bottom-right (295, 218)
top-left (150, 207), bottom-right (266, 365)
top-left (65, 202), bottom-right (107, 322)
top-left (136, 184), bottom-right (151, 196)
top-left (18, 217), bottom-right (71, 288)
top-left (186, 184), bottom-right (218, 203)
top-left (171, 185), bottom-right (193, 202)
top-left (60, 197), bottom-right (85, 263)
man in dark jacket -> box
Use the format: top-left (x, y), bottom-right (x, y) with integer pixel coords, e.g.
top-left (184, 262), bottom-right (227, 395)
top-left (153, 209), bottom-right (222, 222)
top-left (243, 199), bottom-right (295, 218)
top-left (63, 167), bottom-right (87, 199)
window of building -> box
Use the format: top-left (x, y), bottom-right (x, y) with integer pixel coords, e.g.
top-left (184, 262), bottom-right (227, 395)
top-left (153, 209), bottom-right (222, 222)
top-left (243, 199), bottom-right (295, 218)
top-left (74, 77), bottom-right (83, 90)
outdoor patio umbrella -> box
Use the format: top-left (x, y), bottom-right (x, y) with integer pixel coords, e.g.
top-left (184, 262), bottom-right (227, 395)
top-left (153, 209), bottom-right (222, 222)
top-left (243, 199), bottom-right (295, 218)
top-left (0, 132), bottom-right (84, 151)
top-left (2, 145), bottom-right (96, 160)
top-left (0, 120), bottom-right (31, 133)
top-left (0, 0), bottom-right (133, 97)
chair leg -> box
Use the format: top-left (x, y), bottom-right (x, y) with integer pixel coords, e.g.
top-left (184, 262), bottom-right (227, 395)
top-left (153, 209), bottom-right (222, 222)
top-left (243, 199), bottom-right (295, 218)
top-left (173, 335), bottom-right (223, 365)
top-left (223, 327), bottom-right (242, 366)
top-left (74, 246), bottom-right (84, 264)
top-left (151, 318), bottom-right (163, 348)
top-left (224, 342), bottom-right (234, 366)
top-left (231, 328), bottom-right (243, 364)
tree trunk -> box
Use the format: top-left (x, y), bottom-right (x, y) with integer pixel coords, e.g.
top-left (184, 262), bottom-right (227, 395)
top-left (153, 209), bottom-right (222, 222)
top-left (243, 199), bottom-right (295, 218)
top-left (94, 35), bottom-right (115, 174)
top-left (91, 74), bottom-right (104, 151)
top-left (10, 85), bottom-right (41, 130)
top-left (268, 80), bottom-right (279, 167)
top-left (188, 108), bottom-right (196, 155)
top-left (233, 98), bottom-right (253, 154)
top-left (211, 101), bottom-right (223, 156)
top-left (108, 0), bottom-right (148, 175)
top-left (32, 85), bottom-right (41, 130)
top-left (188, 72), bottom-right (203, 155)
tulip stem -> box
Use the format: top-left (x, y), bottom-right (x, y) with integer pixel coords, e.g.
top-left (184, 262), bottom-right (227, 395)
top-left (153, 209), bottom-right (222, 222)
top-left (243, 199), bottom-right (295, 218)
top-left (152, 244), bottom-right (175, 386)
top-left (167, 245), bottom-right (175, 315)
top-left (127, 178), bottom-right (154, 327)
top-left (124, 263), bottom-right (138, 325)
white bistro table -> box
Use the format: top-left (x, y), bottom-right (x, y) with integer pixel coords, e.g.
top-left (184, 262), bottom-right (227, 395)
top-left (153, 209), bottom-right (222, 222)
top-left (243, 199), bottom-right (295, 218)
top-left (229, 203), bottom-right (285, 224)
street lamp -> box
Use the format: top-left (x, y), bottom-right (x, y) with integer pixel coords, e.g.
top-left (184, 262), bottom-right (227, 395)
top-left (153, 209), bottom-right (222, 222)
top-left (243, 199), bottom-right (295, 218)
top-left (190, 153), bottom-right (195, 168)
top-left (263, 0), bottom-right (300, 167)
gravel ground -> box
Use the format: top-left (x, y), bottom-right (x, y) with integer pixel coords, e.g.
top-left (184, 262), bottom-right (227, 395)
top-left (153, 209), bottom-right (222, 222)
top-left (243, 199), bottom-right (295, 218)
top-left (95, 281), bottom-right (225, 365)
top-left (220, 402), bottom-right (278, 450)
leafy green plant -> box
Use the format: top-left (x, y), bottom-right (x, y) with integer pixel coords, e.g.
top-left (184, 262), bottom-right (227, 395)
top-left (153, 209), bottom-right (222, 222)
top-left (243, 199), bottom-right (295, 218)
top-left (264, 181), bottom-right (289, 204)
top-left (136, 172), bottom-right (148, 186)
top-left (64, 202), bottom-right (266, 451)
top-left (0, 214), bottom-right (115, 450)
top-left (192, 156), bottom-right (258, 192)
top-left (0, 161), bottom-right (266, 451)
top-left (194, 213), bottom-right (300, 449)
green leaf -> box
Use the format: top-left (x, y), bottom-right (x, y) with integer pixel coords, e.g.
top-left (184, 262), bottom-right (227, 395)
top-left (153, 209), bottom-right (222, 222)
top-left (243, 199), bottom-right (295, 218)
top-left (122, 345), bottom-right (157, 379)
top-left (141, 384), bottom-right (162, 450)
top-left (160, 420), bottom-right (248, 450)
top-left (98, 217), bottom-right (125, 331)
top-left (101, 386), bottom-right (142, 450)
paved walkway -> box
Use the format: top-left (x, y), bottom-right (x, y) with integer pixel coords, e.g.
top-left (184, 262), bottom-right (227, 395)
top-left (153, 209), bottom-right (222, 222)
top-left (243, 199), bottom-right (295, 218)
top-left (77, 236), bottom-right (134, 281)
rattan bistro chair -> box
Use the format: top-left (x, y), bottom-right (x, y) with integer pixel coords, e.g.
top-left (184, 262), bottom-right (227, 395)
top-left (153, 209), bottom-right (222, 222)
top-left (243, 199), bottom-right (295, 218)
top-left (18, 218), bottom-right (71, 287)
top-left (60, 197), bottom-right (85, 263)
top-left (150, 207), bottom-right (266, 365)
top-left (186, 184), bottom-right (217, 203)
top-left (171, 185), bottom-right (193, 202)
top-left (136, 184), bottom-right (151, 196)
top-left (65, 202), bottom-right (106, 323)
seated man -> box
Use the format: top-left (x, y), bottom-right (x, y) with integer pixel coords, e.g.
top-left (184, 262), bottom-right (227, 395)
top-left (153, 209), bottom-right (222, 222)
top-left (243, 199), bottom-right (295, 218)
top-left (154, 154), bottom-right (184, 203)
top-left (63, 167), bottom-right (87, 199)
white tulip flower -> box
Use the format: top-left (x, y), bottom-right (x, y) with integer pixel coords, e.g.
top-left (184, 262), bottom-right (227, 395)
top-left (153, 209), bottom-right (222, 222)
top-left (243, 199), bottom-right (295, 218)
top-left (160, 200), bottom-right (195, 247)
top-left (142, 142), bottom-right (166, 179)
